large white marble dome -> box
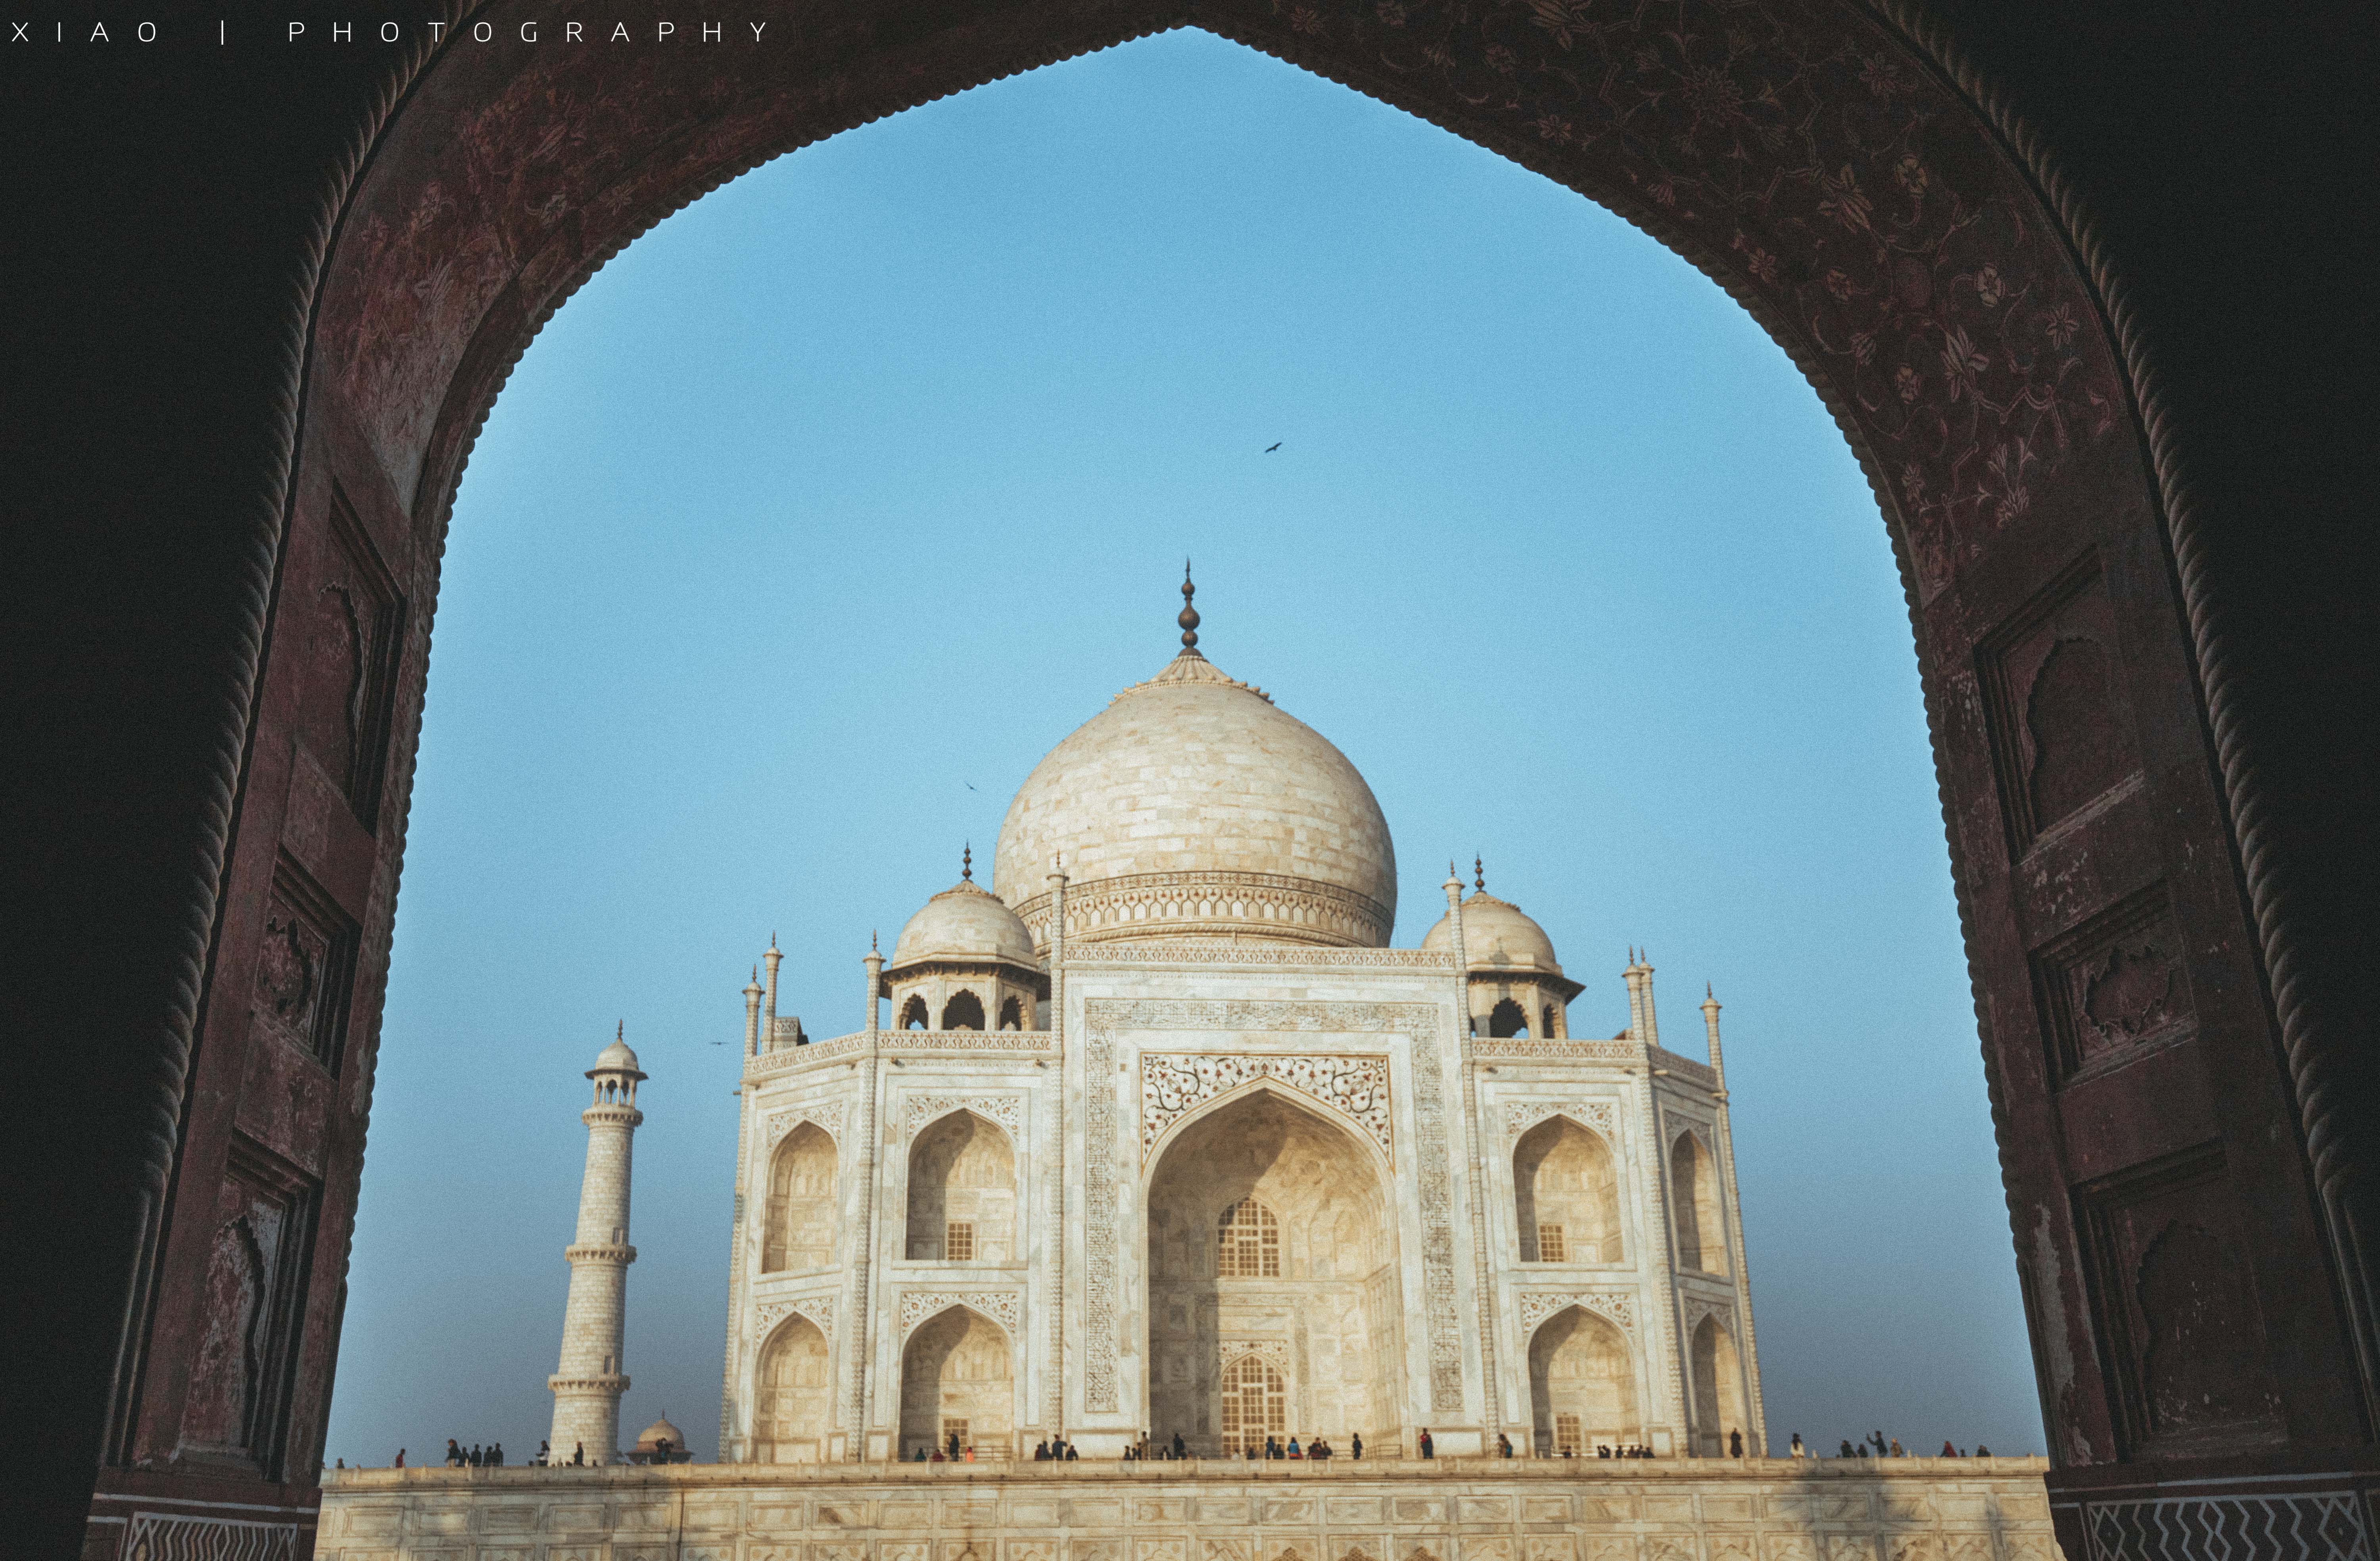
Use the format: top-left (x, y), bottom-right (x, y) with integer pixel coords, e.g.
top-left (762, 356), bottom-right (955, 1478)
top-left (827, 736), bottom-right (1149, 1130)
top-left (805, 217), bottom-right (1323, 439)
top-left (992, 643), bottom-right (1397, 950)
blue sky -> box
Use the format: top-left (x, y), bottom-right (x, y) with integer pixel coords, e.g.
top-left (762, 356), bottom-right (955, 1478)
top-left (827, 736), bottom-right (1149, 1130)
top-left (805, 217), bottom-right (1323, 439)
top-left (324, 28), bottom-right (2037, 1466)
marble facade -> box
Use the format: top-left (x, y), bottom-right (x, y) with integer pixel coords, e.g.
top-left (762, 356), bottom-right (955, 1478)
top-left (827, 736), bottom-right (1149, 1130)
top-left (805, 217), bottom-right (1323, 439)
top-left (713, 603), bottom-right (1765, 1469)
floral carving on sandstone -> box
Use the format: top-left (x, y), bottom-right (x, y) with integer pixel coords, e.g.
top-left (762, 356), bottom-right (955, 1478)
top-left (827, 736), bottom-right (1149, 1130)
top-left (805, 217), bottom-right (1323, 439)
top-left (1141, 1053), bottom-right (1392, 1155)
top-left (1231, 0), bottom-right (2125, 602)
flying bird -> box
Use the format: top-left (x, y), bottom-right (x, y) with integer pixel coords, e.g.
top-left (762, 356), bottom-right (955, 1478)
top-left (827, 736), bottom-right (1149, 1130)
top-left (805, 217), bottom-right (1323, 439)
top-left (1264, 442), bottom-right (1282, 453)
top-left (965, 782), bottom-right (977, 791)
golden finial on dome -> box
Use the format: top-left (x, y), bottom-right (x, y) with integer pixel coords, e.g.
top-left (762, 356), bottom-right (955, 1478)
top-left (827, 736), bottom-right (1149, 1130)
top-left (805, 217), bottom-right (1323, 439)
top-left (1178, 559), bottom-right (1201, 653)
top-left (1474, 855), bottom-right (1486, 893)
top-left (962, 843), bottom-right (973, 881)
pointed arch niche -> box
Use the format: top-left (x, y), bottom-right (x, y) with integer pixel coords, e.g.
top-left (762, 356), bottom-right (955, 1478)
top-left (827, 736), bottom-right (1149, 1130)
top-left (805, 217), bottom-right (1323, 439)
top-left (1669, 1129), bottom-right (1728, 1276)
top-left (763, 1122), bottom-right (837, 1274)
top-left (906, 1111), bottom-right (1016, 1264)
top-left (750, 1313), bottom-right (833, 1463)
top-left (1514, 1114), bottom-right (1621, 1263)
top-left (1528, 1305), bottom-right (1639, 1457)
top-left (1690, 1313), bottom-right (1750, 1457)
top-left (1144, 1087), bottom-right (1402, 1456)
top-left (898, 1306), bottom-right (1013, 1459)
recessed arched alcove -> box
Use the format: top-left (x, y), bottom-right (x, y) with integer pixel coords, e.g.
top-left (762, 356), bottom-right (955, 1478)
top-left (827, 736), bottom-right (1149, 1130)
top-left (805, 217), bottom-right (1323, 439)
top-left (763, 1123), bottom-right (838, 1274)
top-left (906, 1111), bottom-right (1017, 1265)
top-left (1514, 1116), bottom-right (1621, 1265)
top-left (1689, 1313), bottom-right (1750, 1459)
top-left (1145, 1088), bottom-right (1402, 1457)
top-left (1669, 1131), bottom-right (1729, 1278)
top-left (898, 1307), bottom-right (1014, 1460)
top-left (750, 1315), bottom-right (834, 1464)
top-left (1527, 1305), bottom-right (1639, 1457)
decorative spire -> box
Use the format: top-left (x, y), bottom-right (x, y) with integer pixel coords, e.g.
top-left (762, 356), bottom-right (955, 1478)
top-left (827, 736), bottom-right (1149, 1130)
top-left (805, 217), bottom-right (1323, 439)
top-left (616, 1020), bottom-right (624, 1041)
top-left (1178, 560), bottom-right (1201, 653)
top-left (870, 929), bottom-right (878, 952)
top-left (769, 931), bottom-right (777, 950)
top-left (962, 843), bottom-right (973, 881)
top-left (1474, 855), bottom-right (1486, 893)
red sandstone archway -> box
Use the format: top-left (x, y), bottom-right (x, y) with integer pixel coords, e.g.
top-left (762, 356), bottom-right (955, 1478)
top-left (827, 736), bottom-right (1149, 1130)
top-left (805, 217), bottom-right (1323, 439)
top-left (58, 4), bottom-right (2370, 1557)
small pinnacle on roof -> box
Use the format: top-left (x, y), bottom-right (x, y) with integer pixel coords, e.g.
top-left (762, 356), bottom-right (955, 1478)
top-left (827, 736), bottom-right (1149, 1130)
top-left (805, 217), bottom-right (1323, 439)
top-left (870, 929), bottom-right (878, 952)
top-left (616, 1020), bottom-right (624, 1041)
top-left (1178, 560), bottom-right (1201, 652)
top-left (962, 843), bottom-right (973, 881)
top-left (1474, 855), bottom-right (1486, 893)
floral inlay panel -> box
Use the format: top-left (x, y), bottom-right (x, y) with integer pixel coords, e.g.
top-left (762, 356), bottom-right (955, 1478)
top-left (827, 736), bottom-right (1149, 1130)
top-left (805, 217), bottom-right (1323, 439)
top-left (901, 1288), bottom-right (1022, 1340)
top-left (764, 1102), bottom-right (846, 1150)
top-left (1141, 1054), bottom-right (1392, 1156)
top-left (1518, 1290), bottom-right (1639, 1338)
top-left (1503, 1101), bottom-right (1618, 1144)
top-left (901, 1094), bottom-right (1023, 1141)
top-left (754, 1294), bottom-right (837, 1346)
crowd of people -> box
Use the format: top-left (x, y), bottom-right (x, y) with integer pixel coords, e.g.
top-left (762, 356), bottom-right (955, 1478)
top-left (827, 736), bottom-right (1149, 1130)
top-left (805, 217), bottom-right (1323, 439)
top-left (1782, 1431), bottom-right (1995, 1460)
top-left (365, 1425), bottom-right (2002, 1471)
top-left (379, 1438), bottom-right (600, 1469)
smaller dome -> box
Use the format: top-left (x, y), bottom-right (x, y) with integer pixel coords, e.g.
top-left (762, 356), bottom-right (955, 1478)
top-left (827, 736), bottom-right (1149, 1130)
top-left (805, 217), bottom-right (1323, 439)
top-left (634, 1414), bottom-right (685, 1450)
top-left (1423, 890), bottom-right (1563, 975)
top-left (589, 1025), bottom-right (644, 1077)
top-left (891, 877), bottom-right (1038, 969)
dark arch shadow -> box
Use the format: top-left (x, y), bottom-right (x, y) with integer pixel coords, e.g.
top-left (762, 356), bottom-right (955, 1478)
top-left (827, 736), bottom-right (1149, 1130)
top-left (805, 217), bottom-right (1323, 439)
top-left (21, 5), bottom-right (2363, 1553)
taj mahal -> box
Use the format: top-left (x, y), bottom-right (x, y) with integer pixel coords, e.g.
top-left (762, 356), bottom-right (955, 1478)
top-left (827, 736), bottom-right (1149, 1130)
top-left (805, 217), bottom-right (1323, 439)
top-left (318, 578), bottom-right (2058, 1561)
top-left (572, 573), bottom-right (1762, 1468)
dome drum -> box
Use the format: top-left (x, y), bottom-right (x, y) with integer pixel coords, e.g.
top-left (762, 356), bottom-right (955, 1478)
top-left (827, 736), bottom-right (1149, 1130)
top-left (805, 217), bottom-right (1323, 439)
top-left (1010, 868), bottom-right (1393, 953)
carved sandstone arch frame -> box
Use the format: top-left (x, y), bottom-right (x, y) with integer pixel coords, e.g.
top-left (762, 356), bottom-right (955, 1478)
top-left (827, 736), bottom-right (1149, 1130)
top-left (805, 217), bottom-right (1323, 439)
top-left (58, 2), bottom-right (2368, 1553)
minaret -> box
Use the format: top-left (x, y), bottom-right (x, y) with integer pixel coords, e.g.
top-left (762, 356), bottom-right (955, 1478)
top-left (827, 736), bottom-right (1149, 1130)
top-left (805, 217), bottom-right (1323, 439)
top-left (846, 936), bottom-right (885, 1457)
top-left (549, 1025), bottom-right (646, 1465)
top-left (763, 933), bottom-right (782, 1047)
top-left (743, 966), bottom-right (763, 1056)
top-left (1701, 984), bottom-right (1768, 1453)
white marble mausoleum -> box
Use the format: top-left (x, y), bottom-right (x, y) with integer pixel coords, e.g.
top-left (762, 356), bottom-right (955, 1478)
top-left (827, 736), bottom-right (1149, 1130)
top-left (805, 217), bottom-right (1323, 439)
top-left (711, 579), bottom-right (1765, 1467)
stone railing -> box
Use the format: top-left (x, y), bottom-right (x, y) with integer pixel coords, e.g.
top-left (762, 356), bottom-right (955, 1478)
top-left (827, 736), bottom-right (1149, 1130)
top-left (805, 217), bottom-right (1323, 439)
top-left (1647, 1046), bottom-right (1721, 1090)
